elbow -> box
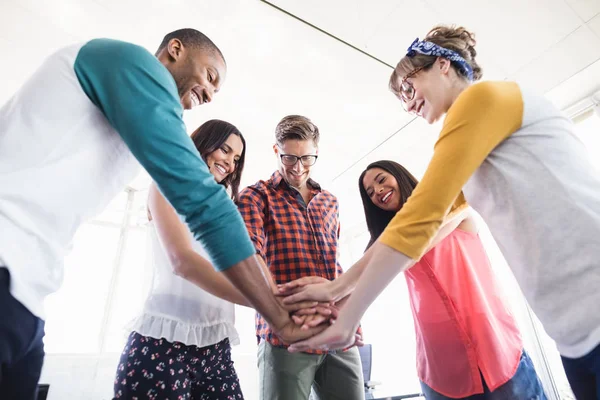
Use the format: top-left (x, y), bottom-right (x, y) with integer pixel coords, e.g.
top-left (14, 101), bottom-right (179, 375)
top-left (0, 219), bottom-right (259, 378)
top-left (169, 251), bottom-right (191, 279)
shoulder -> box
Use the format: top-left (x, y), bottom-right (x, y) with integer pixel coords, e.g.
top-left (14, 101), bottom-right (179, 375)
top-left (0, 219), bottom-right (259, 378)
top-left (76, 39), bottom-right (173, 84)
top-left (319, 189), bottom-right (338, 203)
top-left (79, 39), bottom-right (155, 63)
top-left (238, 180), bottom-right (271, 202)
top-left (452, 81), bottom-right (522, 112)
top-left (444, 81), bottom-right (524, 132)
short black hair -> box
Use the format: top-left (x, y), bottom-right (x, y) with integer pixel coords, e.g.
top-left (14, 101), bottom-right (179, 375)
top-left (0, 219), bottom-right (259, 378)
top-left (155, 28), bottom-right (225, 63)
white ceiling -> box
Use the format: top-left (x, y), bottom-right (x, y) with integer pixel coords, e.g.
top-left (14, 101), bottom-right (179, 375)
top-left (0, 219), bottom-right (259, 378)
top-left (267, 0), bottom-right (600, 106)
top-left (264, 0), bottom-right (600, 231)
top-left (1, 0), bottom-right (599, 237)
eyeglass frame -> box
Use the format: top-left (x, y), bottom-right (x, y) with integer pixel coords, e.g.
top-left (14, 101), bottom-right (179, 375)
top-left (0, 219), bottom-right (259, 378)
top-left (277, 151), bottom-right (319, 167)
top-left (399, 62), bottom-right (435, 110)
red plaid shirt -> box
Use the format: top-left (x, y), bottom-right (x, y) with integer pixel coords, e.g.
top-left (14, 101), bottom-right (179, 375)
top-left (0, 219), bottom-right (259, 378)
top-left (238, 171), bottom-right (356, 353)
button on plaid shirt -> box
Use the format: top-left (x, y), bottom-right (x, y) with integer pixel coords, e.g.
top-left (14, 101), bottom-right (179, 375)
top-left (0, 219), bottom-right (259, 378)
top-left (238, 171), bottom-right (358, 354)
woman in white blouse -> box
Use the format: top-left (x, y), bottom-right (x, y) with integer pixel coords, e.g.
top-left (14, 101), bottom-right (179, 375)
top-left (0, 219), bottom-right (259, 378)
top-left (114, 120), bottom-right (252, 400)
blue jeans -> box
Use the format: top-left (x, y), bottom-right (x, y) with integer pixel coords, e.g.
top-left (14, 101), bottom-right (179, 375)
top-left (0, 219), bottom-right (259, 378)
top-left (420, 351), bottom-right (547, 400)
top-left (561, 343), bottom-right (600, 399)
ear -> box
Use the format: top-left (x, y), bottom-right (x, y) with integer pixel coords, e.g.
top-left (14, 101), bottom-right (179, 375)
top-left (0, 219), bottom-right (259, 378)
top-left (438, 57), bottom-right (452, 75)
top-left (167, 38), bottom-right (185, 62)
top-left (273, 144), bottom-right (279, 155)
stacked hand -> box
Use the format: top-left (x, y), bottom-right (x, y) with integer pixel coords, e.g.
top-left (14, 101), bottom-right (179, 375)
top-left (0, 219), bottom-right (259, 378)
top-left (275, 276), bottom-right (338, 330)
top-left (275, 276), bottom-right (363, 351)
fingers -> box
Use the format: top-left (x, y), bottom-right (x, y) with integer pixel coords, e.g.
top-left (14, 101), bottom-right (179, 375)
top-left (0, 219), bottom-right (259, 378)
top-left (285, 324), bottom-right (328, 345)
top-left (278, 276), bottom-right (329, 294)
top-left (281, 291), bottom-right (311, 305)
top-left (287, 329), bottom-right (332, 353)
top-left (275, 286), bottom-right (304, 296)
top-left (277, 277), bottom-right (312, 293)
top-left (293, 307), bottom-right (317, 316)
top-left (328, 306), bottom-right (340, 320)
top-left (314, 305), bottom-right (332, 316)
top-left (292, 314), bottom-right (306, 325)
top-left (295, 303), bottom-right (332, 320)
top-left (355, 334), bottom-right (365, 347)
top-left (302, 314), bottom-right (328, 329)
top-left (287, 335), bottom-right (326, 353)
top-left (283, 300), bottom-right (318, 312)
top-left (287, 323), bottom-right (355, 353)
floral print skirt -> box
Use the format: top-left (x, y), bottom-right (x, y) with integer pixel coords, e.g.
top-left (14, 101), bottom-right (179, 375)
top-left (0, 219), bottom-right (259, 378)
top-left (114, 332), bottom-right (244, 400)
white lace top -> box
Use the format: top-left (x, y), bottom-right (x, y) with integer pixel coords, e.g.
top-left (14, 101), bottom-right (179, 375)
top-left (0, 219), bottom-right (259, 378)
top-left (128, 220), bottom-right (239, 347)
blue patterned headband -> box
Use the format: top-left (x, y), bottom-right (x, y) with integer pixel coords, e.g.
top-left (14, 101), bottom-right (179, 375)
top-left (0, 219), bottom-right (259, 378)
top-left (406, 38), bottom-right (474, 81)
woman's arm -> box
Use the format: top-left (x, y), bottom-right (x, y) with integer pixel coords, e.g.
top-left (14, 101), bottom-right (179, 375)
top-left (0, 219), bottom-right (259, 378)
top-left (150, 184), bottom-right (321, 315)
top-left (148, 183), bottom-right (252, 307)
top-left (278, 245), bottom-right (376, 304)
top-left (280, 207), bottom-right (474, 305)
top-left (288, 241), bottom-right (412, 352)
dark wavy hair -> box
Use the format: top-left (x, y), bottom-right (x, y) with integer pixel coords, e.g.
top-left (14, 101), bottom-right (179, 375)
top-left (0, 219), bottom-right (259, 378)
top-left (190, 119), bottom-right (246, 202)
top-left (358, 160), bottom-right (419, 250)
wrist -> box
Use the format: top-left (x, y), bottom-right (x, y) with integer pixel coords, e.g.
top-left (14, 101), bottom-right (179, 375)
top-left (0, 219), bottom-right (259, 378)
top-left (336, 307), bottom-right (358, 332)
top-left (330, 279), bottom-right (346, 302)
top-left (270, 303), bottom-right (291, 334)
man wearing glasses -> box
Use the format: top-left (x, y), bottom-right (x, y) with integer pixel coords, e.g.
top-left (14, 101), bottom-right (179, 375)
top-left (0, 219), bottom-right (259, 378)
top-left (238, 115), bottom-right (364, 400)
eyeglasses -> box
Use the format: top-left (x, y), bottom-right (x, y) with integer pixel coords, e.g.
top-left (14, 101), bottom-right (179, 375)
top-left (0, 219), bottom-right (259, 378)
top-left (399, 63), bottom-right (434, 111)
top-left (279, 154), bottom-right (318, 167)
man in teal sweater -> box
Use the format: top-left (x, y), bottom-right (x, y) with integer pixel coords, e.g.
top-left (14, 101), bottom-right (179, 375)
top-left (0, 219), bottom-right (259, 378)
top-left (0, 28), bottom-right (323, 399)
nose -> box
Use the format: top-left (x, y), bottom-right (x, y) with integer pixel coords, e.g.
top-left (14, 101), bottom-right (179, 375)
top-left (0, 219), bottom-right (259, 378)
top-left (224, 156), bottom-right (234, 172)
top-left (292, 159), bottom-right (304, 172)
top-left (406, 98), bottom-right (419, 114)
top-left (204, 87), bottom-right (215, 103)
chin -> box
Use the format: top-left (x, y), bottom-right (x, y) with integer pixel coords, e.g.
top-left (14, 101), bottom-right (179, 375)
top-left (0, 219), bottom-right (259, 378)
top-left (425, 109), bottom-right (445, 124)
top-left (288, 176), bottom-right (305, 186)
top-left (180, 95), bottom-right (192, 110)
top-left (380, 204), bottom-right (394, 212)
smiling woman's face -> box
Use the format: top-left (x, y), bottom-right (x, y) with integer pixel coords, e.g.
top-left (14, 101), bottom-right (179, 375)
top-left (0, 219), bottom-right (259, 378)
top-left (205, 133), bottom-right (244, 183)
top-left (362, 167), bottom-right (402, 212)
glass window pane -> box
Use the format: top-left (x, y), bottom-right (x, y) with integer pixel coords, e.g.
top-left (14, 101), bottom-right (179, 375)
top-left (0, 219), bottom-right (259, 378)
top-left (103, 227), bottom-right (152, 352)
top-left (129, 188), bottom-right (150, 228)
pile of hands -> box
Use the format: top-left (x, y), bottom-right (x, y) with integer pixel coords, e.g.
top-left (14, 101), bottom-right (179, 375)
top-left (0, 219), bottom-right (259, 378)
top-left (274, 276), bottom-right (363, 352)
